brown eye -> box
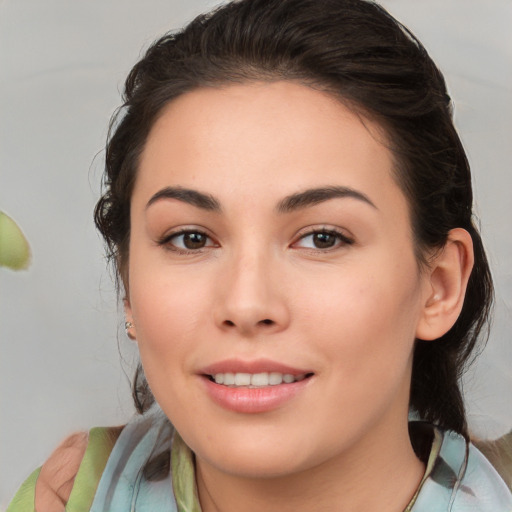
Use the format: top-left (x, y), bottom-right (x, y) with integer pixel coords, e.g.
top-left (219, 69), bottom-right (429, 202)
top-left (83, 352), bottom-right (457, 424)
top-left (182, 232), bottom-right (208, 249)
top-left (160, 230), bottom-right (216, 252)
top-left (312, 232), bottom-right (337, 249)
top-left (294, 229), bottom-right (353, 250)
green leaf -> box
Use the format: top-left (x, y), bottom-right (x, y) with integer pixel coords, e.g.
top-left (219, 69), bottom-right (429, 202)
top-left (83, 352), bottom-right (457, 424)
top-left (0, 211), bottom-right (31, 270)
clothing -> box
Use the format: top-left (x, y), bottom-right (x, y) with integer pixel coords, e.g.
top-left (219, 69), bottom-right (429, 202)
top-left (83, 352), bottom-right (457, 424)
top-left (8, 404), bottom-right (512, 511)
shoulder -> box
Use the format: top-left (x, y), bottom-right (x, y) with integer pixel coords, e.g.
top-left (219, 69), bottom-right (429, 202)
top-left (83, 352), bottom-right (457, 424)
top-left (35, 431), bottom-right (89, 512)
top-left (7, 426), bottom-right (123, 512)
top-left (473, 431), bottom-right (512, 492)
top-left (435, 429), bottom-right (512, 510)
top-left (410, 424), bottom-right (512, 511)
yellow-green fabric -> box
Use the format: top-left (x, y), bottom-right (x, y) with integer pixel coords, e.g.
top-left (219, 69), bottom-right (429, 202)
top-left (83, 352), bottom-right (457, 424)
top-left (6, 467), bottom-right (40, 512)
top-left (66, 426), bottom-right (122, 511)
top-left (6, 427), bottom-right (120, 512)
top-left (8, 416), bottom-right (512, 512)
top-left (171, 432), bottom-right (202, 512)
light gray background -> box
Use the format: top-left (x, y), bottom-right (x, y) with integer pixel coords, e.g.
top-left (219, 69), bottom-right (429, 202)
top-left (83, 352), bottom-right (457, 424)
top-left (1, 0), bottom-right (511, 507)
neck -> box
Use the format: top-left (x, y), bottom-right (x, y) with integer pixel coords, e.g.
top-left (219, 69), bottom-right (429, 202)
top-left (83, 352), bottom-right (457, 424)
top-left (195, 419), bottom-right (425, 512)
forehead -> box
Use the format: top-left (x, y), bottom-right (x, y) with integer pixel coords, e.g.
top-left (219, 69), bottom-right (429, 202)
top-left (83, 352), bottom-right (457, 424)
top-left (134, 81), bottom-right (404, 214)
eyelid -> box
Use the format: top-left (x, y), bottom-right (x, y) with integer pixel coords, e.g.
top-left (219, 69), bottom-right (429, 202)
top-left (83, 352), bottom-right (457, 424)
top-left (292, 226), bottom-right (354, 250)
top-left (155, 225), bottom-right (353, 253)
top-left (157, 227), bottom-right (219, 253)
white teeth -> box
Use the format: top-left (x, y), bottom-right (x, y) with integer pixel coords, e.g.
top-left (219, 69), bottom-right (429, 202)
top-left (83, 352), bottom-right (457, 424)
top-left (251, 372), bottom-right (269, 386)
top-left (223, 372), bottom-right (235, 385)
top-left (212, 372), bottom-right (306, 387)
top-left (269, 372), bottom-right (282, 385)
top-left (234, 373), bottom-right (251, 386)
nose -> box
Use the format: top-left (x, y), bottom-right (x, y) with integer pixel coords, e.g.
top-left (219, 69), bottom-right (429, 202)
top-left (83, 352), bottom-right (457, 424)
top-left (213, 250), bottom-right (290, 338)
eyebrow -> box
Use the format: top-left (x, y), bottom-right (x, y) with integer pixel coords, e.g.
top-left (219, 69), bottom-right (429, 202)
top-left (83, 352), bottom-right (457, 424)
top-left (146, 186), bottom-right (222, 212)
top-left (145, 185), bottom-right (376, 214)
top-left (276, 186), bottom-right (377, 213)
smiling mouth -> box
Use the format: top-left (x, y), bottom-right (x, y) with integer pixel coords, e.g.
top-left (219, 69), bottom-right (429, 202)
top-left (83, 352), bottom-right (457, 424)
top-left (206, 372), bottom-right (314, 388)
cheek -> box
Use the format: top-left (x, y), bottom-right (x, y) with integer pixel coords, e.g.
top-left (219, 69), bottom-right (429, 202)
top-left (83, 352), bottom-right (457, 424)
top-left (295, 256), bottom-right (422, 375)
top-left (128, 260), bottom-right (212, 363)
top-left (129, 270), bottom-right (212, 414)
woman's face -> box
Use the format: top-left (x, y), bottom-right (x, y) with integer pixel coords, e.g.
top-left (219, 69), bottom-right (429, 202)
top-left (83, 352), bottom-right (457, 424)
top-left (126, 81), bottom-right (432, 478)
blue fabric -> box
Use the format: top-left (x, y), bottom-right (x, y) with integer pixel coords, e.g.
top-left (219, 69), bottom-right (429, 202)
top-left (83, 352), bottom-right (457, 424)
top-left (411, 429), bottom-right (512, 511)
top-left (90, 405), bottom-right (177, 512)
top-left (90, 405), bottom-right (512, 511)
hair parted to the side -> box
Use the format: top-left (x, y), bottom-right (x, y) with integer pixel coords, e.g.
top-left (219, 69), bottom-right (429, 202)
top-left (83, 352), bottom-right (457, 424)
top-left (94, 0), bottom-right (493, 436)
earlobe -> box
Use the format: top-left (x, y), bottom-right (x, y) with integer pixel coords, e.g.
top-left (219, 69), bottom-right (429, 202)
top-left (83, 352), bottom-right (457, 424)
top-left (123, 298), bottom-right (137, 340)
top-left (416, 228), bottom-right (474, 341)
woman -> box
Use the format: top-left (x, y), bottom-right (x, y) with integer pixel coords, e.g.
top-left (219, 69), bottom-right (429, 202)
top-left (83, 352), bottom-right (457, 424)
top-left (8, 0), bottom-right (511, 510)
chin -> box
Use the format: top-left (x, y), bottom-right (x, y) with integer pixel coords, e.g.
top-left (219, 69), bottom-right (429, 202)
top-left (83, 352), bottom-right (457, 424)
top-left (199, 447), bottom-right (312, 479)
top-left (187, 423), bottom-right (331, 480)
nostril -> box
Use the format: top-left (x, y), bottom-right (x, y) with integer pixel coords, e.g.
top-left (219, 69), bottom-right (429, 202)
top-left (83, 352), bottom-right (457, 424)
top-left (221, 318), bottom-right (275, 329)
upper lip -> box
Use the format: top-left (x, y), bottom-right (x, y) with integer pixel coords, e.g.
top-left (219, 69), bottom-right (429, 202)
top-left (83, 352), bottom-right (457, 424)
top-left (199, 358), bottom-right (312, 376)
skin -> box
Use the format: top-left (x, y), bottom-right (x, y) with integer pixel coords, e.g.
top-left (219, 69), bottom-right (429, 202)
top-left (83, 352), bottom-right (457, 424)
top-left (35, 432), bottom-right (88, 512)
top-left (123, 81), bottom-right (473, 512)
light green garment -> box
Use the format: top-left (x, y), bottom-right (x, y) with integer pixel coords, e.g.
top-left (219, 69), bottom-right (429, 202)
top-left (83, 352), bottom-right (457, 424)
top-left (7, 468), bottom-right (40, 512)
top-left (8, 404), bottom-right (512, 511)
top-left (7, 427), bottom-right (120, 512)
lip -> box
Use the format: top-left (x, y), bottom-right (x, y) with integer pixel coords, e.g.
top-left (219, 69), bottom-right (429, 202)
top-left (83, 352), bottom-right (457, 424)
top-left (198, 358), bottom-right (314, 414)
top-left (199, 358), bottom-right (311, 376)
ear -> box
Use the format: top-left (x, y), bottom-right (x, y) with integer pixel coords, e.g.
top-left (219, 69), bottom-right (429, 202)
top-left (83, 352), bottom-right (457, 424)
top-left (123, 297), bottom-right (137, 340)
top-left (416, 228), bottom-right (474, 341)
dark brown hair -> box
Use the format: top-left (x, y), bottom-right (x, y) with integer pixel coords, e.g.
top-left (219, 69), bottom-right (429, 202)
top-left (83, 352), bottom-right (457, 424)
top-left (95, 0), bottom-right (493, 436)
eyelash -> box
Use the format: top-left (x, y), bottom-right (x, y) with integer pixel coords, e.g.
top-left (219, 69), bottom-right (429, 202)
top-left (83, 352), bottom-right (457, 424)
top-left (157, 227), bottom-right (354, 254)
top-left (293, 228), bottom-right (354, 251)
top-left (157, 229), bottom-right (217, 255)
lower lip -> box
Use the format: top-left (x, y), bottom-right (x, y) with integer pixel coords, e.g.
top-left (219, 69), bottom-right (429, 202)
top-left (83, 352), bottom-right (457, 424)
top-left (201, 376), bottom-right (311, 414)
